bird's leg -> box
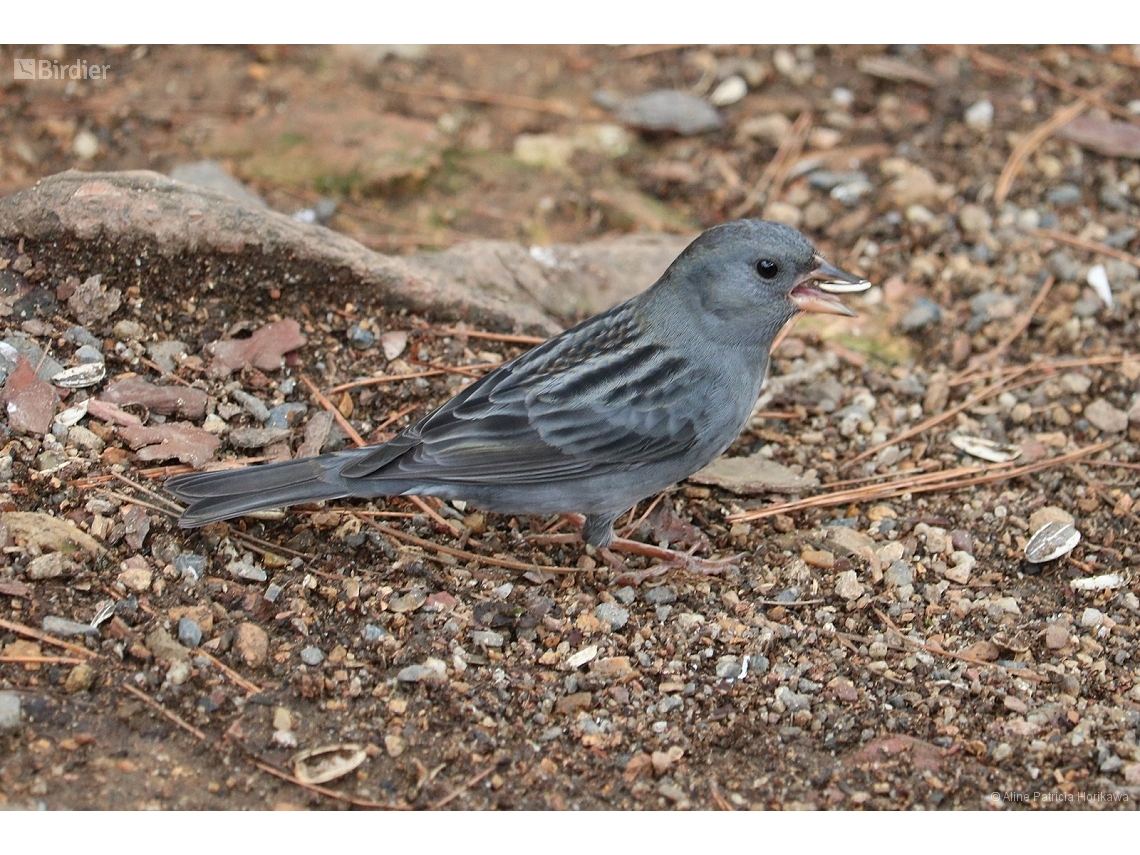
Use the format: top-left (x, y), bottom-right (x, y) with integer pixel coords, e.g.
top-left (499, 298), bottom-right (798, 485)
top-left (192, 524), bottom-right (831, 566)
top-left (604, 537), bottom-right (742, 584)
top-left (527, 514), bottom-right (741, 583)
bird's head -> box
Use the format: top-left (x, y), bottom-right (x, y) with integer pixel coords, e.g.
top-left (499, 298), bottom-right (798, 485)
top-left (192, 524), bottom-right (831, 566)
top-left (658, 220), bottom-right (871, 341)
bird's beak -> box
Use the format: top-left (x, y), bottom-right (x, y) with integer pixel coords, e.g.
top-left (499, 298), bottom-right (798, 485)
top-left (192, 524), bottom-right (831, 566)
top-left (789, 255), bottom-right (871, 317)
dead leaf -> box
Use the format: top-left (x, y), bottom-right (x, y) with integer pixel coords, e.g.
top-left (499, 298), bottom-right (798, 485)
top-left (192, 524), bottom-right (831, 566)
top-left (1058, 115), bottom-right (1140, 159)
top-left (117, 422), bottom-right (221, 467)
top-left (208, 319), bottom-right (307, 377)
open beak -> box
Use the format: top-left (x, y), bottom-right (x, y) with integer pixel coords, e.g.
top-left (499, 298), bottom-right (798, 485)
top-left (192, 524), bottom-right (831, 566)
top-left (789, 255), bottom-right (871, 317)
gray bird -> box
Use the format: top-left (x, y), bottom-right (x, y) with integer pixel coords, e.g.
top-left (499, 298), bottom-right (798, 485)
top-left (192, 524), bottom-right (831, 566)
top-left (167, 220), bottom-right (869, 551)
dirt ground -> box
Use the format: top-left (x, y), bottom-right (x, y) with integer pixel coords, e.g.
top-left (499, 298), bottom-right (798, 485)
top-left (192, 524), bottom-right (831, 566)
top-left (1, 45), bottom-right (1139, 810)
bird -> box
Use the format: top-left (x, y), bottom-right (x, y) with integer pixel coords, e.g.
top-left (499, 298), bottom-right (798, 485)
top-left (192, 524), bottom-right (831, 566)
top-left (167, 220), bottom-right (869, 565)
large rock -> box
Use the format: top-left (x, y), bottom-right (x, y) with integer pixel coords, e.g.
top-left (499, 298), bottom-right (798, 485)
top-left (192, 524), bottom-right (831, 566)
top-left (0, 170), bottom-right (692, 334)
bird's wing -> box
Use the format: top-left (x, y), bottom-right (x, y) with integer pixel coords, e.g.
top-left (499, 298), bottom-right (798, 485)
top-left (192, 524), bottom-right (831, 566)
top-left (340, 303), bottom-right (706, 485)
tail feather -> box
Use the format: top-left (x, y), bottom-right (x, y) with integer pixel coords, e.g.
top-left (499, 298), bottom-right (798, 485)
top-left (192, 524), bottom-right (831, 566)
top-left (167, 454), bottom-right (364, 527)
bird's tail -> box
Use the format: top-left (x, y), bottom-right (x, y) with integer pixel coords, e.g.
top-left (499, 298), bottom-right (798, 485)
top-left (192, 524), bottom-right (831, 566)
top-left (166, 449), bottom-right (373, 527)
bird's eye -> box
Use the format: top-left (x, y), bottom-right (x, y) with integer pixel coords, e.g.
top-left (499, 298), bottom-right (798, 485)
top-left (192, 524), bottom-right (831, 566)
top-left (756, 259), bottom-right (779, 279)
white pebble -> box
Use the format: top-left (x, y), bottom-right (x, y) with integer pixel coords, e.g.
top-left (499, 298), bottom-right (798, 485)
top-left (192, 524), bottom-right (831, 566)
top-left (1086, 264), bottom-right (1114, 308)
top-left (964, 100), bottom-right (994, 131)
top-left (710, 75), bottom-right (747, 107)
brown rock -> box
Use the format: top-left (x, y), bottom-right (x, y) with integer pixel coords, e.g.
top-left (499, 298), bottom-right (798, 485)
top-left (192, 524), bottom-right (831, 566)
top-left (64, 663), bottom-right (97, 693)
top-left (233, 622), bottom-right (269, 669)
top-left (554, 691), bottom-right (593, 714)
top-left (101, 377), bottom-right (208, 419)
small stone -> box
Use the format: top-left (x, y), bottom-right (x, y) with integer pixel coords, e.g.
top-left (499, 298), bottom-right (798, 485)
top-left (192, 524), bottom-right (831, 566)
top-left (834, 570), bottom-right (864, 600)
top-left (1080, 608), bottom-right (1104, 629)
top-left (644, 586), bottom-right (677, 606)
top-left (775, 686), bottom-right (810, 712)
top-left (471, 630), bottom-right (504, 648)
top-left (958, 203), bottom-right (992, 236)
top-left (300, 646), bottom-right (326, 666)
top-left (117, 565), bottom-right (153, 593)
top-left (384, 734), bottom-right (407, 758)
top-left (1084, 398), bottom-right (1129, 432)
top-left (616, 90), bottom-right (721, 135)
top-left (555, 691), bottom-right (593, 714)
top-left (651, 746), bottom-right (684, 775)
top-left (715, 657), bottom-right (743, 680)
top-left (884, 561), bottom-right (914, 588)
top-left (72, 129), bottom-right (100, 160)
top-left (738, 113), bottom-right (791, 143)
top-left (362, 624), bottom-right (386, 643)
top-left (944, 551), bottom-right (975, 584)
top-left (388, 589), bottom-right (427, 613)
top-left (802, 547), bottom-right (835, 569)
top-left (1046, 184), bottom-right (1081, 206)
top-left (177, 617), bottom-right (203, 648)
top-left (594, 602), bottom-right (630, 630)
top-left (1060, 372), bottom-right (1092, 395)
top-left (1044, 622), bottom-right (1070, 649)
top-left (233, 622), bottom-right (269, 669)
top-left (0, 692), bottom-right (21, 732)
top-left (901, 297), bottom-right (942, 332)
top-left (709, 75), bottom-right (747, 107)
top-left (964, 99), bottom-right (994, 131)
top-left (64, 663), bottom-right (96, 693)
top-left (396, 658), bottom-right (447, 683)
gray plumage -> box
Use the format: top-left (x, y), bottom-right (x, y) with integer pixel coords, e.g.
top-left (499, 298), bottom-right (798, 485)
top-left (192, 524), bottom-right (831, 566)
top-left (167, 220), bottom-right (869, 546)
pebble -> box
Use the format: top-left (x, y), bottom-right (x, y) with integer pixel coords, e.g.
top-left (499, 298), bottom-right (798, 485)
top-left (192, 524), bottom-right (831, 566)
top-left (738, 113), bottom-right (791, 143)
top-left (266, 402), bottom-right (308, 429)
top-left (389, 589), bottom-right (427, 613)
top-left (616, 90), bottom-right (722, 135)
top-left (64, 663), bottom-right (96, 693)
top-left (73, 129), bottom-right (100, 160)
top-left (0, 692), bottom-right (21, 732)
top-left (594, 602), bottom-right (630, 630)
top-left (42, 615), bottom-right (98, 636)
top-left (958, 204), bottom-right (992, 236)
top-left (362, 624), bottom-right (387, 643)
top-left (397, 658), bottom-right (447, 682)
top-left (715, 657), bottom-right (743, 679)
top-left (300, 646), bottom-right (326, 666)
top-left (1084, 398), bottom-right (1129, 432)
top-left (1046, 184), bottom-right (1081, 206)
top-left (233, 622), bottom-right (269, 668)
top-left (884, 561), bottom-right (914, 588)
top-left (1044, 622), bottom-right (1071, 649)
top-left (177, 617), bottom-right (203, 648)
top-left (174, 552), bottom-right (206, 581)
top-left (834, 570), bottom-right (864, 600)
top-left (117, 565), bottom-right (153, 593)
top-left (471, 630), bottom-right (504, 647)
top-left (612, 586), bottom-right (637, 605)
top-left (964, 99), bottom-right (994, 130)
top-left (1080, 608), bottom-right (1104, 630)
top-left (346, 324), bottom-right (375, 348)
top-left (901, 297), bottom-right (942, 332)
top-left (146, 340), bottom-right (187, 372)
top-left (709, 75), bottom-right (747, 107)
top-left (775, 686), bottom-right (810, 713)
top-left (64, 326), bottom-right (102, 349)
top-left (230, 389), bottom-right (271, 422)
top-left (944, 552), bottom-right (975, 584)
top-left (644, 586), bottom-right (677, 605)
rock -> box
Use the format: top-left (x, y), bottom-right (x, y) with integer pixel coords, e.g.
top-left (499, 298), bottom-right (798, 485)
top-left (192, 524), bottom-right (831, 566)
top-left (177, 617), bottom-right (203, 648)
top-left (1044, 622), bottom-right (1070, 649)
top-left (169, 160), bottom-right (267, 209)
top-left (1084, 398), bottom-right (1129, 432)
top-left (300, 646), bottom-right (326, 666)
top-left (73, 129), bottom-right (100, 160)
top-left (958, 204), bottom-right (992, 236)
top-left (594, 602), bottom-right (630, 630)
top-left (117, 564), bottom-right (152, 593)
top-left (715, 657), bottom-right (743, 679)
top-left (834, 570), bottom-right (864, 600)
top-left (1028, 506), bottom-right (1074, 532)
top-left (1080, 608), bottom-right (1104, 629)
top-left (396, 658), bottom-right (447, 683)
top-left (884, 561), bottom-right (914, 588)
top-left (616, 90), bottom-right (722, 135)
top-left (710, 75), bottom-right (748, 107)
top-left (1046, 184), bottom-right (1081, 206)
top-left (738, 113), bottom-right (791, 143)
top-left (900, 297), bottom-right (942, 332)
top-left (775, 686), bottom-right (810, 712)
top-left (0, 692), bottom-right (21, 732)
top-left (964, 99), bottom-right (994, 130)
top-left (64, 663), bottom-right (96, 693)
top-left (233, 622), bottom-right (269, 669)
